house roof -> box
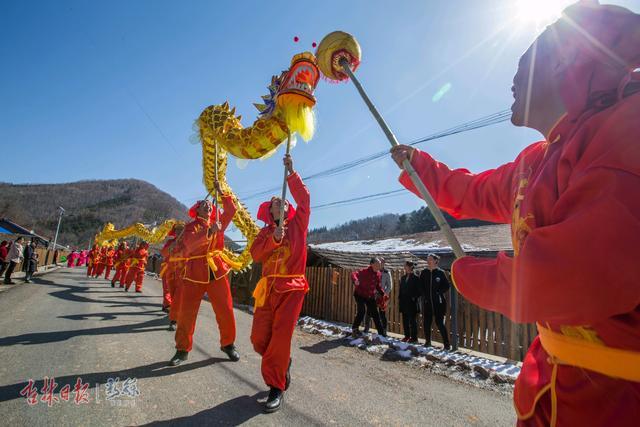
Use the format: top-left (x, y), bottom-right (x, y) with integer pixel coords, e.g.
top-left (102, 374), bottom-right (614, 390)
top-left (0, 218), bottom-right (50, 245)
top-left (308, 224), bottom-right (512, 269)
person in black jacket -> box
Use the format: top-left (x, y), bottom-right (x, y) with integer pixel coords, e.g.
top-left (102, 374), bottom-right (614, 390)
top-left (398, 261), bottom-right (421, 343)
top-left (419, 253), bottom-right (450, 350)
top-left (23, 241), bottom-right (38, 283)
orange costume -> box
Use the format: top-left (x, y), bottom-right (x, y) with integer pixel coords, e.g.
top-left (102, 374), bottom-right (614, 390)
top-left (250, 172), bottom-right (310, 392)
top-left (93, 247), bottom-right (107, 278)
top-left (124, 243), bottom-right (148, 292)
top-left (86, 245), bottom-right (98, 277)
top-left (398, 4), bottom-right (640, 425)
top-left (159, 229), bottom-right (185, 325)
top-left (173, 195), bottom-right (237, 353)
top-left (103, 247), bottom-right (115, 280)
top-left (110, 243), bottom-right (129, 287)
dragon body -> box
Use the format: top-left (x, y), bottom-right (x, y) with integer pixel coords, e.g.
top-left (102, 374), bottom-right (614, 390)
top-left (196, 52), bottom-right (320, 271)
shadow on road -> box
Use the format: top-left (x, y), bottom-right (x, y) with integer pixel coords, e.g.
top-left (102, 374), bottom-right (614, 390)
top-left (59, 310), bottom-right (167, 321)
top-left (35, 278), bottom-right (161, 310)
top-left (299, 338), bottom-right (347, 354)
top-left (142, 392), bottom-right (269, 426)
top-left (0, 357), bottom-right (229, 403)
top-left (0, 316), bottom-right (168, 347)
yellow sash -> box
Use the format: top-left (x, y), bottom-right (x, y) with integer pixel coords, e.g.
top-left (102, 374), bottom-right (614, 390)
top-left (537, 323), bottom-right (640, 382)
top-left (252, 274), bottom-right (305, 309)
top-left (176, 250), bottom-right (243, 281)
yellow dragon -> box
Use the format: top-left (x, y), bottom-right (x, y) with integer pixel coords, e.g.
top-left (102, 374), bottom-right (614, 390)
top-left (195, 51), bottom-right (320, 271)
top-left (94, 219), bottom-right (181, 246)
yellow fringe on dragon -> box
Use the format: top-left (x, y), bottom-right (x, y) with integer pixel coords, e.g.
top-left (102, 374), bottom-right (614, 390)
top-left (94, 219), bottom-right (182, 246)
top-left (196, 51), bottom-right (320, 271)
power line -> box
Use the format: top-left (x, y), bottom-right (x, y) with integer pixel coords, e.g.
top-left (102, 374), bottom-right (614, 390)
top-left (311, 189), bottom-right (406, 210)
top-left (239, 109), bottom-right (511, 201)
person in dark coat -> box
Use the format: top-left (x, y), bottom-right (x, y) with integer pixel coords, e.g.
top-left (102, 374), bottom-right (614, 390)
top-left (419, 253), bottom-right (450, 350)
top-left (23, 241), bottom-right (38, 283)
top-left (398, 261), bottom-right (421, 343)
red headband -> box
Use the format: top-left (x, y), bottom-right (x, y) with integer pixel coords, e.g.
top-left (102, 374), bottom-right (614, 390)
top-left (257, 197), bottom-right (296, 225)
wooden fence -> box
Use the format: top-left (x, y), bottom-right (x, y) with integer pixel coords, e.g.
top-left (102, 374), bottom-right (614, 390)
top-left (10, 247), bottom-right (70, 272)
top-left (301, 266), bottom-right (536, 361)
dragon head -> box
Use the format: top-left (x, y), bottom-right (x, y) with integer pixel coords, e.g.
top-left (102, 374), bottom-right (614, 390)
top-left (253, 52), bottom-right (319, 141)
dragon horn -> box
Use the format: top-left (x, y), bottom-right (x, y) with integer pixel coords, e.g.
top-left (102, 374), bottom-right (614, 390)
top-left (254, 103), bottom-right (268, 112)
top-left (230, 107), bottom-right (236, 115)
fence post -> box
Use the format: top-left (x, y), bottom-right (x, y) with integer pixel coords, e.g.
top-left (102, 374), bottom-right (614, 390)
top-left (451, 288), bottom-right (459, 351)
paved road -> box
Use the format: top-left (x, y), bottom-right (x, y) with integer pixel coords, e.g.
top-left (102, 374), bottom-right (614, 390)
top-left (0, 268), bottom-right (515, 426)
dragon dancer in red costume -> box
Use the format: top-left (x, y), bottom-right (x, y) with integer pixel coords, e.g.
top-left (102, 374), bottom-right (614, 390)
top-left (391, 3), bottom-right (640, 425)
top-left (93, 246), bottom-right (107, 279)
top-left (168, 181), bottom-right (241, 366)
top-left (250, 154), bottom-right (310, 413)
top-left (86, 244), bottom-right (98, 277)
top-left (110, 242), bottom-right (129, 288)
top-left (103, 246), bottom-right (115, 281)
top-left (159, 223), bottom-right (185, 331)
top-left (124, 241), bottom-right (149, 293)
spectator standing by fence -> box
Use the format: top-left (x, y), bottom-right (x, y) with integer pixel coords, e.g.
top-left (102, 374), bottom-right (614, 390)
top-left (4, 237), bottom-right (24, 284)
top-left (0, 241), bottom-right (8, 277)
top-left (399, 261), bottom-right (421, 343)
top-left (420, 253), bottom-right (451, 350)
top-left (351, 257), bottom-right (387, 337)
top-left (23, 241), bottom-right (38, 283)
top-left (364, 257), bottom-right (392, 333)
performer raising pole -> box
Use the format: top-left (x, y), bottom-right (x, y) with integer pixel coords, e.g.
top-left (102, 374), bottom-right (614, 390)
top-left (329, 3), bottom-right (640, 425)
top-left (250, 153), bottom-right (310, 413)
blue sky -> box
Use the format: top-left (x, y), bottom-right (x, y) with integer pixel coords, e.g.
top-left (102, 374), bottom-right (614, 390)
top-left (2, 0), bottom-right (637, 241)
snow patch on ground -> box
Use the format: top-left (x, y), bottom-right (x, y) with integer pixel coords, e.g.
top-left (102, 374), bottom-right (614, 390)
top-left (298, 315), bottom-right (519, 391)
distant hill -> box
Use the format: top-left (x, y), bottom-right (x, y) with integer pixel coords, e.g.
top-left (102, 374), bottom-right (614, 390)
top-left (308, 207), bottom-right (497, 244)
top-left (0, 179), bottom-right (189, 249)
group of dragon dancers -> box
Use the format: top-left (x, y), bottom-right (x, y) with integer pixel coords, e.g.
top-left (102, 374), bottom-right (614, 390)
top-left (74, 3), bottom-right (640, 422)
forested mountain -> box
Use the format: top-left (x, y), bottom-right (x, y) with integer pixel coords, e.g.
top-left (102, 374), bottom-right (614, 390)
top-left (0, 179), bottom-right (189, 248)
top-left (308, 207), bottom-right (496, 243)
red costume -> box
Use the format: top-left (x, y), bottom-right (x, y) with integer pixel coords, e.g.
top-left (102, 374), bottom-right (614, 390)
top-left (173, 196), bottom-right (238, 353)
top-left (124, 243), bottom-right (148, 292)
top-left (111, 244), bottom-right (129, 287)
top-left (159, 227), bottom-right (185, 322)
top-left (160, 237), bottom-right (177, 311)
top-left (103, 247), bottom-right (115, 280)
top-left (86, 245), bottom-right (98, 277)
top-left (250, 172), bottom-right (310, 391)
top-left (398, 4), bottom-right (640, 425)
top-left (93, 247), bottom-right (107, 278)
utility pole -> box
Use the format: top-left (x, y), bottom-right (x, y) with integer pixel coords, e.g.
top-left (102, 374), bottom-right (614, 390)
top-left (51, 206), bottom-right (65, 251)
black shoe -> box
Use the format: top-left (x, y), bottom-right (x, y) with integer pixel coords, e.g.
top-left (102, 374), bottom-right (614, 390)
top-left (168, 321), bottom-right (176, 331)
top-left (285, 358), bottom-right (292, 391)
top-left (443, 344), bottom-right (451, 351)
top-left (135, 290), bottom-right (142, 293)
top-left (220, 344), bottom-right (240, 362)
top-left (168, 350), bottom-right (188, 366)
top-left (24, 279), bottom-right (31, 283)
top-left (124, 287), bottom-right (129, 292)
top-left (4, 281), bottom-right (15, 285)
top-left (111, 281), bottom-right (115, 288)
top-left (161, 306), bottom-right (170, 313)
top-left (264, 387), bottom-right (283, 413)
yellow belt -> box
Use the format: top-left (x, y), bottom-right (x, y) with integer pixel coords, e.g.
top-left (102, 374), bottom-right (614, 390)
top-left (537, 323), bottom-right (640, 382)
top-left (176, 250), bottom-right (243, 279)
top-left (252, 274), bottom-right (305, 309)
top-left (158, 256), bottom-right (189, 278)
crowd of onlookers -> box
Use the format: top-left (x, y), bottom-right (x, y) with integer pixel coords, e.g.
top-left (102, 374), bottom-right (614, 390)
top-left (350, 253), bottom-right (451, 350)
top-left (0, 237), bottom-right (40, 284)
